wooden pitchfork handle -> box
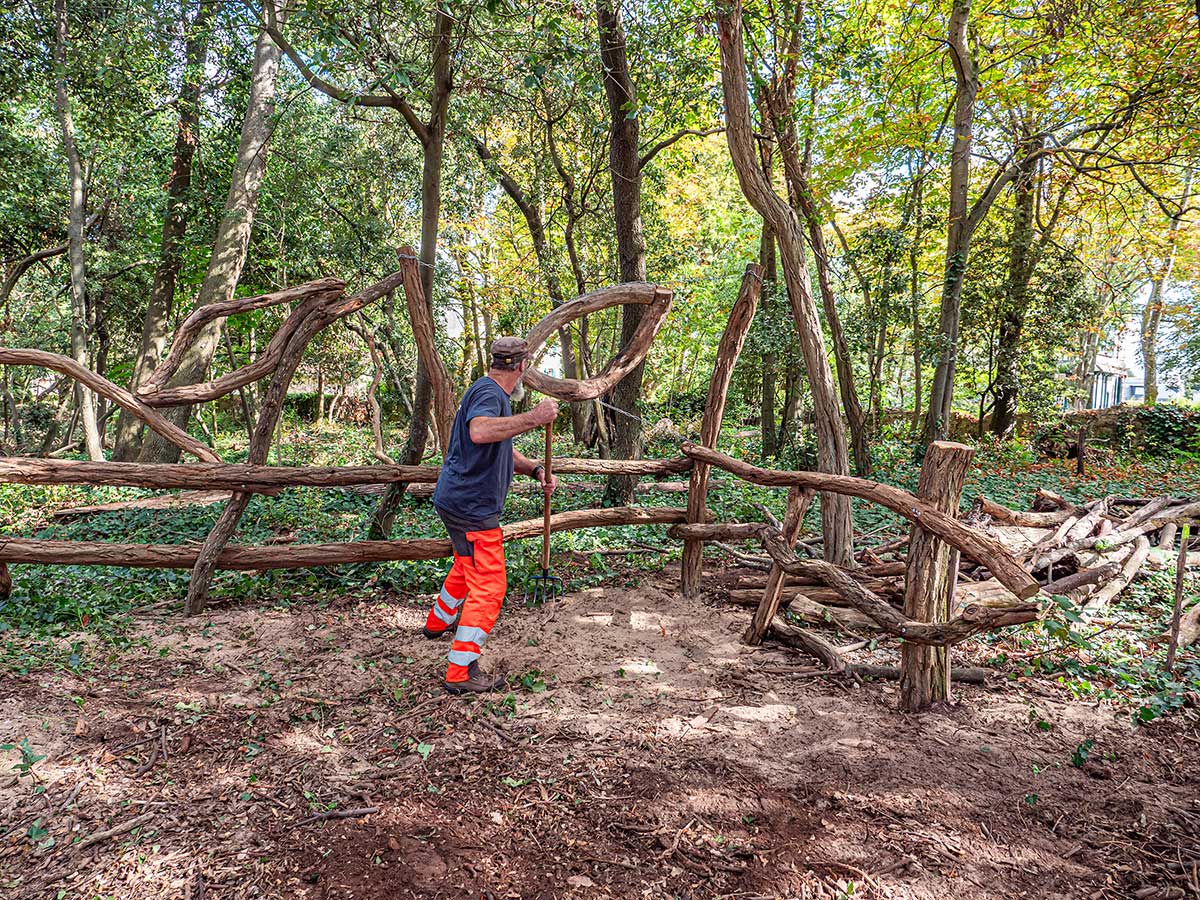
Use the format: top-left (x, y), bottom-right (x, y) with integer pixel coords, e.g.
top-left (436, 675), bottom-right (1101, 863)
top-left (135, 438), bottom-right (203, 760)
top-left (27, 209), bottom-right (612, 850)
top-left (540, 422), bottom-right (553, 571)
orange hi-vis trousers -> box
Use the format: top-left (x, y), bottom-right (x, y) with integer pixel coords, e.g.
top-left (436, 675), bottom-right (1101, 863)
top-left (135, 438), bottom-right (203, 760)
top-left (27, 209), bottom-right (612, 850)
top-left (425, 527), bottom-right (507, 682)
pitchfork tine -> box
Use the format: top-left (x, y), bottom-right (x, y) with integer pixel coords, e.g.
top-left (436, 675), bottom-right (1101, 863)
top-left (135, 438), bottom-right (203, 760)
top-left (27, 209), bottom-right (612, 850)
top-left (523, 422), bottom-right (563, 606)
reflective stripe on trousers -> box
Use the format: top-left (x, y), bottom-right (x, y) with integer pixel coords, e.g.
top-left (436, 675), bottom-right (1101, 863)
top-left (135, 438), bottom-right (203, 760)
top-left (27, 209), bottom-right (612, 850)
top-left (430, 585), bottom-right (465, 626)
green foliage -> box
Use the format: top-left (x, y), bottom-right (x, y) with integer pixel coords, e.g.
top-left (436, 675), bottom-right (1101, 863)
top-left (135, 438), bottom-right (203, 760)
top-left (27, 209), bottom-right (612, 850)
top-left (1135, 404), bottom-right (1200, 456)
top-left (1, 737), bottom-right (46, 777)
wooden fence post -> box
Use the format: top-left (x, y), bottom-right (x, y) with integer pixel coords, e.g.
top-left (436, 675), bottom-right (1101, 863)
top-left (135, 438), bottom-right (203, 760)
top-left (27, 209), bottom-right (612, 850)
top-left (899, 440), bottom-right (975, 711)
top-left (681, 263), bottom-right (763, 597)
top-left (743, 485), bottom-right (814, 644)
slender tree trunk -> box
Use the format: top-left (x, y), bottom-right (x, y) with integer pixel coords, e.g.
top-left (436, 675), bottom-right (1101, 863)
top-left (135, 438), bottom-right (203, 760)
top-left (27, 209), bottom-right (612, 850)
top-left (759, 223), bottom-right (778, 459)
top-left (368, 8), bottom-right (455, 540)
top-left (1074, 326), bottom-right (1101, 410)
top-left (1140, 170), bottom-right (1192, 405)
top-left (910, 177), bottom-right (925, 436)
top-left (718, 3), bottom-right (853, 564)
top-left (52, 0), bottom-right (102, 461)
top-left (990, 135), bottom-right (1040, 438)
top-left (139, 4), bottom-right (286, 462)
top-left (922, 0), bottom-right (977, 446)
top-left (597, 0), bottom-right (649, 506)
top-left (114, 0), bottom-right (210, 460)
top-left (793, 190), bottom-right (871, 476)
top-left (472, 136), bottom-right (585, 440)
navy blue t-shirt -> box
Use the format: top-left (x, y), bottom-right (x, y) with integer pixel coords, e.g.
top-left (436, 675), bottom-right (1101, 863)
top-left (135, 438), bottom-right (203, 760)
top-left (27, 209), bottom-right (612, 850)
top-left (432, 377), bottom-right (514, 526)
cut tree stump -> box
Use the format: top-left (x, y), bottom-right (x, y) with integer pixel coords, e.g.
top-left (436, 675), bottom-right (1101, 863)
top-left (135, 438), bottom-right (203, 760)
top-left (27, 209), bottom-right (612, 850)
top-left (900, 441), bottom-right (975, 712)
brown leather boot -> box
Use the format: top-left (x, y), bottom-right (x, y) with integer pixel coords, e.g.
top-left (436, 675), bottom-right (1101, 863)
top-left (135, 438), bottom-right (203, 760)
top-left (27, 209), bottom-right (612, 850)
top-left (444, 661), bottom-right (507, 695)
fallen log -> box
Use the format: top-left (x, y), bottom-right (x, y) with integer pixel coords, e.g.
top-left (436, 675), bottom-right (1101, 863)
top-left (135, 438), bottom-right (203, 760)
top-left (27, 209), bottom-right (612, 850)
top-left (729, 586), bottom-right (860, 609)
top-left (0, 506), bottom-right (685, 570)
top-left (767, 620), bottom-right (990, 684)
top-left (1093, 503), bottom-right (1200, 552)
top-left (668, 522), bottom-right (763, 542)
top-left (768, 619), bottom-right (846, 672)
top-left (1176, 601), bottom-right (1200, 650)
top-left (682, 443), bottom-right (1040, 600)
top-left (1042, 563), bottom-right (1121, 597)
top-left (1033, 489), bottom-right (1073, 511)
top-left (52, 490), bottom-right (233, 518)
top-left (975, 497), bottom-right (1071, 528)
top-left (1082, 536), bottom-right (1152, 616)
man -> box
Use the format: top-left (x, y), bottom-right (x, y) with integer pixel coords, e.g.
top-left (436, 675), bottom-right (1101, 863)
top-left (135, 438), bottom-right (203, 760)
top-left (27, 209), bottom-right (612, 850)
top-left (424, 336), bottom-right (559, 694)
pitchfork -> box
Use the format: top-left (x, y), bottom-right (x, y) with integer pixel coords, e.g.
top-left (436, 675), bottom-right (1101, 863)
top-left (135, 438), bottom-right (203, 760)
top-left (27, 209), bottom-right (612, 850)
top-left (523, 422), bottom-right (563, 606)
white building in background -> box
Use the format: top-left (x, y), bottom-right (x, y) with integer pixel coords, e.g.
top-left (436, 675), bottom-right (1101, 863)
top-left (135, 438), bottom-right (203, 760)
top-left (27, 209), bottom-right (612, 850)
top-left (1086, 311), bottom-right (1197, 409)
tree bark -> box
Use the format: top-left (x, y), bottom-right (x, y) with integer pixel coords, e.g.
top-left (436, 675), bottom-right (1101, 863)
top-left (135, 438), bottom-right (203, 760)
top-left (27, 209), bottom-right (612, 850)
top-left (597, 0), bottom-right (649, 506)
top-left (900, 441), bottom-right (975, 711)
top-left (990, 134), bottom-right (1042, 438)
top-left (139, 3), bottom-right (286, 462)
top-left (922, 0), bottom-right (978, 446)
top-left (361, 8), bottom-right (456, 540)
top-left (52, 0), bottom-right (103, 461)
top-left (396, 7), bottom-right (454, 473)
top-left (792, 186), bottom-right (871, 477)
top-left (909, 175), bottom-right (925, 435)
top-left (113, 0), bottom-right (210, 460)
top-left (716, 2), bottom-right (854, 566)
top-left (759, 223), bottom-right (779, 458)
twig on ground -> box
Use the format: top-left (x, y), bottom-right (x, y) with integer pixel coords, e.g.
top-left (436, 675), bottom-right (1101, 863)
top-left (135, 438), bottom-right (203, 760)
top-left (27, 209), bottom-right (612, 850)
top-left (296, 806), bottom-right (378, 826)
top-left (76, 812), bottom-right (155, 851)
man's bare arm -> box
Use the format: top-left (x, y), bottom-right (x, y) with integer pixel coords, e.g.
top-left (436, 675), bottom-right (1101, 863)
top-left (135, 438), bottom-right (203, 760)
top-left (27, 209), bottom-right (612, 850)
top-left (469, 398), bottom-right (558, 444)
top-left (514, 446), bottom-right (558, 492)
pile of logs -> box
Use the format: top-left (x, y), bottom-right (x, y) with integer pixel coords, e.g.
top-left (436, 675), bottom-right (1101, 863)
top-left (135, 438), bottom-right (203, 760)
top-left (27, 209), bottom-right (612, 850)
top-left (716, 490), bottom-right (1199, 637)
top-left (671, 441), bottom-right (1198, 710)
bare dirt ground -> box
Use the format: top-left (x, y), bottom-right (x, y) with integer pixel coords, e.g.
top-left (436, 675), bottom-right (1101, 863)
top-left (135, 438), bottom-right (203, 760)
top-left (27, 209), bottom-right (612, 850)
top-left (1, 567), bottom-right (1198, 900)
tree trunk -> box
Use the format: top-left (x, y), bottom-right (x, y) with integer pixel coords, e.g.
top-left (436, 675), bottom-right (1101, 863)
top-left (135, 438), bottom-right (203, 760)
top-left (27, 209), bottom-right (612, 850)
top-left (1140, 170), bottom-right (1192, 406)
top-left (597, 0), bottom-right (649, 506)
top-left (909, 176), bottom-right (925, 436)
top-left (138, 4), bottom-right (286, 462)
top-left (899, 441), bottom-right (975, 711)
top-left (922, 0), bottom-right (977, 446)
top-left (793, 189), bottom-right (871, 477)
top-left (113, 0), bottom-right (210, 460)
top-left (471, 137), bottom-right (585, 441)
top-left (1074, 327), bottom-right (1101, 410)
top-left (52, 0), bottom-right (103, 461)
top-left (759, 223), bottom-right (779, 459)
top-left (717, 2), bottom-right (854, 565)
top-left (990, 135), bottom-right (1041, 438)
top-left (368, 8), bottom-right (455, 540)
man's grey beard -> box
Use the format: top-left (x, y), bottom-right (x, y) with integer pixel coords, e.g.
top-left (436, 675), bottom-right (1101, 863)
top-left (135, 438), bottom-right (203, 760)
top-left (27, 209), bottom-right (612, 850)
top-left (510, 379), bottom-right (526, 404)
